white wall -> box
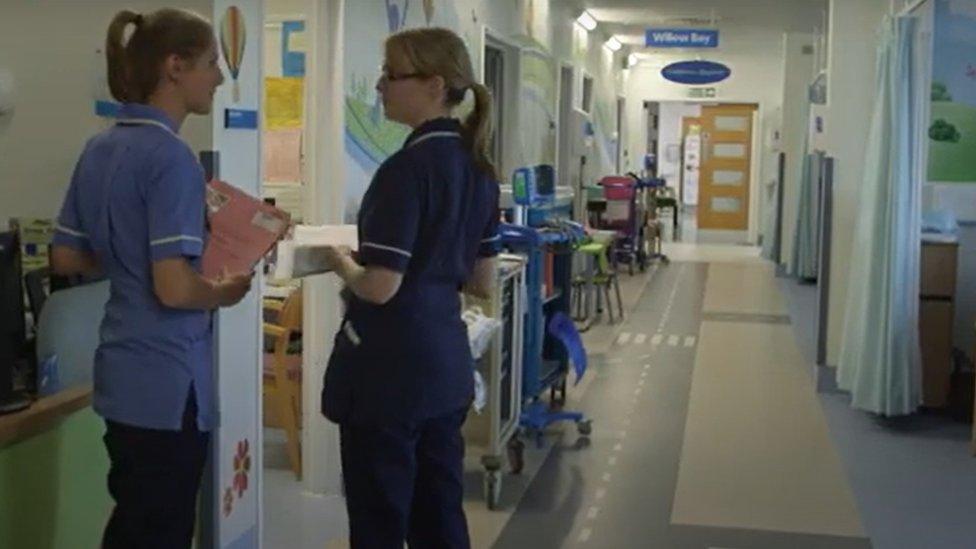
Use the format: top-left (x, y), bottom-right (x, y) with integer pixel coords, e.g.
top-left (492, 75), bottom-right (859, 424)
top-left (656, 102), bottom-right (701, 190)
top-left (823, 0), bottom-right (890, 367)
top-left (622, 20), bottom-right (800, 243)
top-left (0, 1), bottom-right (213, 224)
top-left (780, 33), bottom-right (816, 268)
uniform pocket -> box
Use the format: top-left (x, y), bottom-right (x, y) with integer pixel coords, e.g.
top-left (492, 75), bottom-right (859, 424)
top-left (321, 329), bottom-right (356, 424)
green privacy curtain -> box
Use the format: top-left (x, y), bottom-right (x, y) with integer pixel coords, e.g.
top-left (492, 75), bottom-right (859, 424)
top-left (789, 101), bottom-right (818, 280)
top-left (837, 16), bottom-right (922, 416)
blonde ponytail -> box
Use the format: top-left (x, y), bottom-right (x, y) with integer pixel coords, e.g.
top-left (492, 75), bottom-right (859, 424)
top-left (385, 28), bottom-right (500, 182)
top-left (464, 83), bottom-right (498, 182)
top-left (105, 10), bottom-right (141, 102)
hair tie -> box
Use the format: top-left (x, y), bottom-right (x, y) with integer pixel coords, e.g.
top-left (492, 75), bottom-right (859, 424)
top-left (447, 87), bottom-right (467, 103)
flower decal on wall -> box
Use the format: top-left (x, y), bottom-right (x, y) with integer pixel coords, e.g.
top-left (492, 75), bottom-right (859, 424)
top-left (233, 438), bottom-right (252, 498)
top-left (223, 487), bottom-right (234, 517)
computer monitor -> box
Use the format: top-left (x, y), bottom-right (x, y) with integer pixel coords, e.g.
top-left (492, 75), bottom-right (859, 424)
top-left (0, 230), bottom-right (30, 414)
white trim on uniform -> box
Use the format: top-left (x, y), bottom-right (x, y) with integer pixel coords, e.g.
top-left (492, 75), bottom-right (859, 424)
top-left (55, 224), bottom-right (89, 239)
top-left (150, 235), bottom-right (204, 247)
top-left (361, 242), bottom-right (413, 258)
top-left (406, 131), bottom-right (462, 149)
top-left (117, 118), bottom-right (179, 137)
top-left (480, 235), bottom-right (501, 244)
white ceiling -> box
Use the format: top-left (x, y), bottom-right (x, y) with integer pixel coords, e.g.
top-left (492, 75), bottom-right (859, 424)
top-left (560, 0), bottom-right (828, 46)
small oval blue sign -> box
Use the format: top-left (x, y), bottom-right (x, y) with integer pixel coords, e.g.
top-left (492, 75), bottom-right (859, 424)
top-left (661, 61), bottom-right (731, 85)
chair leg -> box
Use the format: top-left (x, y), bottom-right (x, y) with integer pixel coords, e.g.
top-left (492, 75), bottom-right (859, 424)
top-left (276, 385), bottom-right (302, 480)
top-left (614, 276), bottom-right (624, 320)
top-left (605, 284), bottom-right (615, 323)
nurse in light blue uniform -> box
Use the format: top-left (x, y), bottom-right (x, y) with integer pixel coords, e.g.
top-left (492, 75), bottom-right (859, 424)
top-left (51, 9), bottom-right (251, 549)
top-left (321, 28), bottom-right (501, 549)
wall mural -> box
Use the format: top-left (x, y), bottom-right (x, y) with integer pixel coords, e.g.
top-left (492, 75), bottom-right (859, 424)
top-left (929, 0), bottom-right (976, 182)
top-left (343, 0), bottom-right (618, 219)
top-left (220, 6), bottom-right (247, 103)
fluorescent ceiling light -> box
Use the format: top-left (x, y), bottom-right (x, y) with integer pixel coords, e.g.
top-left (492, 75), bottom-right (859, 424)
top-left (605, 36), bottom-right (622, 51)
top-left (628, 53), bottom-right (639, 67)
top-left (576, 10), bottom-right (597, 31)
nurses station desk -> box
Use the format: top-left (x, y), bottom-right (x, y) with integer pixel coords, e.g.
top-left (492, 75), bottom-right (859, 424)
top-left (2, 281), bottom-right (107, 447)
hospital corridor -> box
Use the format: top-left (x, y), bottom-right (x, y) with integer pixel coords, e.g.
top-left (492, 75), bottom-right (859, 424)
top-left (1, 1), bottom-right (975, 549)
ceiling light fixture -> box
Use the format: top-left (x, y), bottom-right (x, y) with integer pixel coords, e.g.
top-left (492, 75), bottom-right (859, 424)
top-left (576, 10), bottom-right (597, 31)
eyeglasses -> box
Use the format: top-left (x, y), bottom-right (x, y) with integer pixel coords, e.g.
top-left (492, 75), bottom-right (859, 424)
top-left (379, 67), bottom-right (426, 83)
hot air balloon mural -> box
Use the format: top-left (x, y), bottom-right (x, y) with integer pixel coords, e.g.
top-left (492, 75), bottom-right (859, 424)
top-left (423, 0), bottom-right (434, 25)
top-left (220, 6), bottom-right (247, 104)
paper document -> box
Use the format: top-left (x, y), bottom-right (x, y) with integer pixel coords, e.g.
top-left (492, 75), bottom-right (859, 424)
top-left (272, 224), bottom-right (358, 279)
top-left (202, 180), bottom-right (291, 279)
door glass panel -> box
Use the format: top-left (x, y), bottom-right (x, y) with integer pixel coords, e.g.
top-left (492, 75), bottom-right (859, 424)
top-left (713, 143), bottom-right (747, 158)
top-left (715, 115), bottom-right (749, 131)
top-left (711, 197), bottom-right (742, 213)
top-left (713, 170), bottom-right (745, 186)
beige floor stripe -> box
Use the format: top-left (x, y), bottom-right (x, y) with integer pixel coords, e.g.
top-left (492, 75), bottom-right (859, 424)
top-left (703, 262), bottom-right (788, 316)
top-left (670, 317), bottom-right (865, 537)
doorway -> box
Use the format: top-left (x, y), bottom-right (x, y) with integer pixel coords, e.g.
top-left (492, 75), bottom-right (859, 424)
top-left (697, 104), bottom-right (757, 232)
top-left (483, 43), bottom-right (505, 172)
top-left (557, 65), bottom-right (575, 187)
top-left (646, 101), bottom-right (759, 243)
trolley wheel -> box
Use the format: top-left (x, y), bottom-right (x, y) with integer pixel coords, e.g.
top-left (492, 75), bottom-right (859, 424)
top-left (507, 437), bottom-right (526, 475)
top-left (551, 379), bottom-right (567, 408)
top-left (577, 419), bottom-right (593, 436)
top-left (482, 455), bottom-right (503, 472)
top-left (484, 470), bottom-right (503, 510)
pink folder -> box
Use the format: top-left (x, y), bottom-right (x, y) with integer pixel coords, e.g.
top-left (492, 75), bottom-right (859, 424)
top-left (202, 179), bottom-right (291, 279)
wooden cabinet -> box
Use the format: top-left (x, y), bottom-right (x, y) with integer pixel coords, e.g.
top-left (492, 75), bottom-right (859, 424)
top-left (919, 240), bottom-right (958, 408)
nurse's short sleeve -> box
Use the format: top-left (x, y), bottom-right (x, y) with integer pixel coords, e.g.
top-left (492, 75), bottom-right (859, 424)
top-left (52, 160), bottom-right (93, 252)
top-left (358, 163), bottom-right (420, 273)
top-left (477, 182), bottom-right (501, 258)
top-left (146, 150), bottom-right (206, 261)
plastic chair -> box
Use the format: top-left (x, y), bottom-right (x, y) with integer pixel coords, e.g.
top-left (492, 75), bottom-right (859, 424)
top-left (572, 241), bottom-right (623, 323)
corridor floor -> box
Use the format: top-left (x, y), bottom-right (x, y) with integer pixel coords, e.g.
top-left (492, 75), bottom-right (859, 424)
top-left (296, 248), bottom-right (973, 549)
top-left (492, 258), bottom-right (869, 549)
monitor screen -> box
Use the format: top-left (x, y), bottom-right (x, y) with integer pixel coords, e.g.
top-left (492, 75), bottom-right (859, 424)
top-left (0, 230), bottom-right (26, 398)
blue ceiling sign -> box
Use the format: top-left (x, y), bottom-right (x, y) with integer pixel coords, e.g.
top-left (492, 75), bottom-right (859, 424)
top-left (661, 61), bottom-right (731, 85)
top-left (646, 28), bottom-right (719, 48)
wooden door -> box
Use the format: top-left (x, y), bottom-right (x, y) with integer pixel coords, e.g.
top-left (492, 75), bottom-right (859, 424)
top-left (698, 104), bottom-right (756, 230)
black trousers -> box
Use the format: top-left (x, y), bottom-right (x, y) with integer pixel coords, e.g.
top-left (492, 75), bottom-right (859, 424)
top-left (340, 407), bottom-right (471, 549)
top-left (101, 392), bottom-right (209, 549)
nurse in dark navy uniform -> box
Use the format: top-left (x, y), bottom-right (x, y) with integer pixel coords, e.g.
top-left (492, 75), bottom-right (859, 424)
top-left (320, 27), bottom-right (500, 549)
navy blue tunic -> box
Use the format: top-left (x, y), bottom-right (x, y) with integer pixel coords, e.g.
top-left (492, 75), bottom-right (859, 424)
top-left (323, 118), bottom-right (500, 426)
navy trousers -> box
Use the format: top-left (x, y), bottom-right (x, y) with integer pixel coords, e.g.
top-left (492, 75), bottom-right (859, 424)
top-left (101, 392), bottom-right (208, 549)
top-left (340, 407), bottom-right (471, 549)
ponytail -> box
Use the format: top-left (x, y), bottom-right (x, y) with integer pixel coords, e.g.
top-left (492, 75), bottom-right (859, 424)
top-left (104, 9), bottom-right (213, 104)
top-left (464, 83), bottom-right (499, 183)
top-left (386, 28), bottom-right (500, 182)
top-left (106, 10), bottom-right (141, 102)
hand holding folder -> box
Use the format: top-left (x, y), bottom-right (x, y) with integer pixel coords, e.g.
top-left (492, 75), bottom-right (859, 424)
top-left (202, 180), bottom-right (291, 279)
